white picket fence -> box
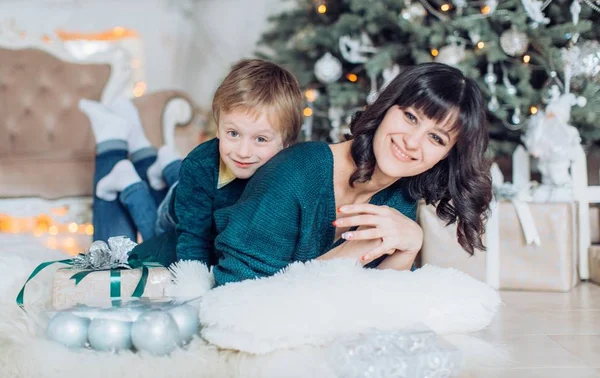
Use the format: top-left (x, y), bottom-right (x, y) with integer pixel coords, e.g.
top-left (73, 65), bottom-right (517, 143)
top-left (510, 144), bottom-right (597, 280)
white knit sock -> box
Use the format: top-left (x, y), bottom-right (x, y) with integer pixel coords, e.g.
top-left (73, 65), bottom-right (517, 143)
top-left (108, 98), bottom-right (151, 155)
top-left (96, 160), bottom-right (141, 201)
top-left (146, 162), bottom-right (166, 191)
top-left (79, 99), bottom-right (131, 144)
top-left (146, 145), bottom-right (181, 190)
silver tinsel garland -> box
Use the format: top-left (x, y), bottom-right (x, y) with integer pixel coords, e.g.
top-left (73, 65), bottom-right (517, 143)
top-left (330, 327), bottom-right (461, 378)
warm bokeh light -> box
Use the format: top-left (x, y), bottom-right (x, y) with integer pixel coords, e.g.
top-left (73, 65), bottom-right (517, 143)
top-left (133, 81), bottom-right (147, 97)
top-left (113, 26), bottom-right (125, 37)
top-left (56, 27), bottom-right (138, 41)
top-left (85, 224), bottom-right (94, 236)
top-left (68, 222), bottom-right (79, 233)
top-left (305, 89), bottom-right (318, 102)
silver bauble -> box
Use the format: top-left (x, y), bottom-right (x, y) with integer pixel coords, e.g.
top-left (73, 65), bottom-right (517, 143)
top-left (131, 310), bottom-right (179, 356)
top-left (88, 318), bottom-right (132, 352)
top-left (314, 53), bottom-right (343, 84)
top-left (487, 96), bottom-right (500, 112)
top-left (500, 28), bottom-right (529, 57)
top-left (435, 44), bottom-right (466, 67)
top-left (168, 304), bottom-right (200, 345)
top-left (47, 312), bottom-right (90, 349)
top-left (400, 3), bottom-right (427, 24)
top-left (484, 72), bottom-right (497, 85)
top-left (511, 107), bottom-right (522, 125)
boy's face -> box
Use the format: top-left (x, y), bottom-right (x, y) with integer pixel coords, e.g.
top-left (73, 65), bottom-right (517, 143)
top-left (217, 109), bottom-right (285, 179)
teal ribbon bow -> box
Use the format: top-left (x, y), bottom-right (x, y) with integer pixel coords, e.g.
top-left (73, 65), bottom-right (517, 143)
top-left (16, 254), bottom-right (164, 309)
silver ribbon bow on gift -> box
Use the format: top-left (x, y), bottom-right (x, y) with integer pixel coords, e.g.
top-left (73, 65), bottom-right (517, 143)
top-left (71, 236), bottom-right (138, 270)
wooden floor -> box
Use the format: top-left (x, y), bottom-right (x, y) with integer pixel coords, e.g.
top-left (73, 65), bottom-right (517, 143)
top-left (462, 283), bottom-right (600, 377)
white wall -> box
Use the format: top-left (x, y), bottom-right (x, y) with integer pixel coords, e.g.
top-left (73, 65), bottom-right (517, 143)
top-left (184, 0), bottom-right (291, 109)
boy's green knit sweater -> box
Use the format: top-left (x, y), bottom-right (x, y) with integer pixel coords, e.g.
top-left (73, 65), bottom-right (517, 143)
top-left (174, 138), bottom-right (248, 265)
top-left (212, 142), bottom-right (418, 286)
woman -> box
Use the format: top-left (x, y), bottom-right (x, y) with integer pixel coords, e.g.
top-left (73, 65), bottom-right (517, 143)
top-left (210, 62), bottom-right (492, 286)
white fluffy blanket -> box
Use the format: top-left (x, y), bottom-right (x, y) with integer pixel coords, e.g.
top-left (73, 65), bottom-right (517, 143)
top-left (0, 248), bottom-right (506, 378)
top-left (200, 260), bottom-right (500, 354)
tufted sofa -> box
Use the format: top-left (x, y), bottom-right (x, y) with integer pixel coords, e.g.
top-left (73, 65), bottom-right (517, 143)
top-left (0, 46), bottom-right (196, 200)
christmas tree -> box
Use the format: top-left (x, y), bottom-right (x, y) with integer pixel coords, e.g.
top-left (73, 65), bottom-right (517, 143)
top-left (257, 0), bottom-right (600, 156)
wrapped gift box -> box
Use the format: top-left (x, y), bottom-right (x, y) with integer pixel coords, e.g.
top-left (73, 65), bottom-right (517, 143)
top-left (419, 201), bottom-right (579, 292)
top-left (52, 266), bottom-right (172, 310)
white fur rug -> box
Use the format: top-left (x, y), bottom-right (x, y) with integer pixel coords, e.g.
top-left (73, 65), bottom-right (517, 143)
top-left (0, 248), bottom-right (508, 378)
top-left (200, 261), bottom-right (500, 354)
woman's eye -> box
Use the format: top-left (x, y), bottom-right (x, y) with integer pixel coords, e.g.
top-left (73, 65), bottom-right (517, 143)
top-left (430, 133), bottom-right (446, 146)
top-left (404, 112), bottom-right (417, 123)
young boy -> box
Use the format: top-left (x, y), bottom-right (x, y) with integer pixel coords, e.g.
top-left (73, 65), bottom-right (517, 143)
top-left (81, 59), bottom-right (302, 266)
top-left (173, 58), bottom-right (303, 264)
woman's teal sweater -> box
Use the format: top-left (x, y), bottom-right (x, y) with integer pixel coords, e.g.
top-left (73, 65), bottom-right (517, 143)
top-left (212, 142), bottom-right (418, 286)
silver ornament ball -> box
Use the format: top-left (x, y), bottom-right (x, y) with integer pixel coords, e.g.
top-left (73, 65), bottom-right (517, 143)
top-left (487, 96), bottom-right (500, 112)
top-left (47, 312), bottom-right (90, 349)
top-left (168, 304), bottom-right (200, 345)
top-left (484, 72), bottom-right (497, 85)
top-left (511, 107), bottom-right (522, 125)
top-left (400, 3), bottom-right (426, 24)
top-left (88, 318), bottom-right (132, 352)
top-left (500, 28), bottom-right (529, 57)
top-left (131, 310), bottom-right (179, 356)
top-left (435, 44), bottom-right (466, 67)
top-left (314, 53), bottom-right (343, 84)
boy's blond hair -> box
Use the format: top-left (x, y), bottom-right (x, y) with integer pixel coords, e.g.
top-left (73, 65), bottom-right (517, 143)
top-left (212, 59), bottom-right (303, 146)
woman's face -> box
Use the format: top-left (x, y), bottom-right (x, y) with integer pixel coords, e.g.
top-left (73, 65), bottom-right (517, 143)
top-left (372, 105), bottom-right (458, 180)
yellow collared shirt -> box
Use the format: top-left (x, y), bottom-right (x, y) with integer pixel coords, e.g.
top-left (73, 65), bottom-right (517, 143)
top-left (217, 159), bottom-right (236, 189)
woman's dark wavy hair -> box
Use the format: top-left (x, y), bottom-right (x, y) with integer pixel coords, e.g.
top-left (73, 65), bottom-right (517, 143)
top-left (347, 62), bottom-right (492, 255)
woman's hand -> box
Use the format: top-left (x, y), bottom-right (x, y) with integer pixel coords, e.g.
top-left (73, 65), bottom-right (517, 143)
top-left (334, 204), bottom-right (423, 264)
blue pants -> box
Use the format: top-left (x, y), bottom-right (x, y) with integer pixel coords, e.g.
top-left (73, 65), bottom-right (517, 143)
top-left (93, 141), bottom-right (181, 242)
